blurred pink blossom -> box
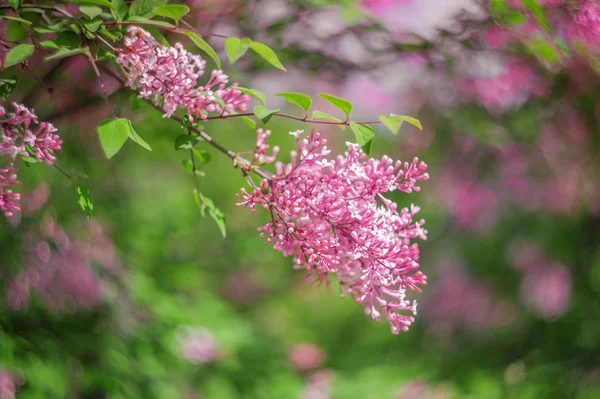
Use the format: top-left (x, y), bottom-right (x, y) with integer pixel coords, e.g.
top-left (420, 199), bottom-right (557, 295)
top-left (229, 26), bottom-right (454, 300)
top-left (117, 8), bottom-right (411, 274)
top-left (301, 370), bottom-right (334, 399)
top-left (177, 327), bottom-right (218, 365)
top-left (288, 343), bottom-right (327, 371)
top-left (521, 264), bottom-right (572, 320)
top-left (0, 370), bottom-right (15, 399)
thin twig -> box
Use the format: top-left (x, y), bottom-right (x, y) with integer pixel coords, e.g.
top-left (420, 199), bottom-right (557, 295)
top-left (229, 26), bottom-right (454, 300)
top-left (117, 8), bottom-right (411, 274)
top-left (85, 48), bottom-right (116, 118)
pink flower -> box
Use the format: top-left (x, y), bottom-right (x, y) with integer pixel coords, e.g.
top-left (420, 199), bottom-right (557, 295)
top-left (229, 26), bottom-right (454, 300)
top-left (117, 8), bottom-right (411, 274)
top-left (117, 27), bottom-right (249, 120)
top-left (521, 264), bottom-right (572, 320)
top-left (177, 327), bottom-right (218, 365)
top-left (301, 370), bottom-right (334, 399)
top-left (0, 103), bottom-right (62, 217)
top-left (237, 130), bottom-right (429, 334)
top-left (288, 343), bottom-right (327, 371)
top-left (574, 0), bottom-right (600, 44)
top-left (0, 164), bottom-right (20, 217)
top-left (0, 370), bottom-right (15, 399)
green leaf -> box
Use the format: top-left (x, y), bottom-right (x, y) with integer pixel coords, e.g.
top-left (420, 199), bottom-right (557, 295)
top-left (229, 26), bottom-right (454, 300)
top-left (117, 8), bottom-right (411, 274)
top-left (112, 0), bottom-right (129, 21)
top-left (520, 0), bottom-right (551, 33)
top-left (311, 110), bottom-right (342, 123)
top-left (146, 27), bottom-right (169, 45)
top-left (249, 41), bottom-right (286, 71)
top-left (197, 193), bottom-right (226, 237)
top-left (4, 44), bottom-right (34, 69)
top-left (8, 0), bottom-right (20, 10)
top-left (318, 93), bottom-right (353, 116)
top-left (225, 37), bottom-right (251, 64)
top-left (276, 92), bottom-right (312, 112)
top-left (237, 116), bottom-right (256, 129)
top-left (68, 0), bottom-right (117, 15)
top-left (122, 119), bottom-right (151, 151)
top-left (83, 18), bottom-right (103, 33)
top-left (56, 31), bottom-right (82, 48)
top-left (350, 122), bottom-right (375, 155)
top-left (127, 15), bottom-right (174, 27)
top-left (400, 115), bottom-right (422, 130)
top-left (235, 87), bottom-right (266, 105)
top-left (0, 76), bottom-right (18, 100)
top-left (76, 184), bottom-right (94, 220)
top-left (0, 16), bottom-right (32, 26)
top-left (181, 32), bottom-right (221, 69)
top-left (5, 21), bottom-right (27, 41)
top-left (80, 5), bottom-right (103, 18)
top-left (97, 118), bottom-right (130, 159)
top-left (152, 4), bottom-right (189, 21)
top-left (44, 48), bottom-right (87, 61)
top-left (340, 4), bottom-right (366, 25)
top-left (193, 148), bottom-right (211, 164)
top-left (129, 0), bottom-right (166, 17)
top-left (379, 114), bottom-right (403, 135)
top-left (174, 135), bottom-right (199, 150)
top-left (254, 105), bottom-right (280, 125)
top-left (39, 40), bottom-right (60, 50)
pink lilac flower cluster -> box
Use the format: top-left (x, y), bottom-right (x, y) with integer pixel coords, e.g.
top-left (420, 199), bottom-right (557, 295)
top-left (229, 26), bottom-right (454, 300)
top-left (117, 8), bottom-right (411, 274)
top-left (116, 27), bottom-right (249, 120)
top-left (5, 215), bottom-right (103, 312)
top-left (237, 129), bottom-right (429, 334)
top-left (0, 103), bottom-right (62, 217)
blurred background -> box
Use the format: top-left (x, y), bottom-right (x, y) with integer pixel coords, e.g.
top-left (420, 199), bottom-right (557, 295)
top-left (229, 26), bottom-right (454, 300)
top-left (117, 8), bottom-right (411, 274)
top-left (2, 0), bottom-right (600, 397)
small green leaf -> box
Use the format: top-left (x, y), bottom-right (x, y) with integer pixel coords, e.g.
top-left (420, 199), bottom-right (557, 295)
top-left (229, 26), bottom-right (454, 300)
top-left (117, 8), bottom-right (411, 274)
top-left (44, 48), bottom-right (87, 61)
top-left (197, 193), bottom-right (226, 237)
top-left (39, 40), bottom-right (60, 50)
top-left (235, 87), bottom-right (266, 105)
top-left (152, 4), bottom-right (189, 21)
top-left (181, 32), bottom-right (221, 69)
top-left (400, 116), bottom-right (422, 130)
top-left (83, 18), bottom-right (103, 33)
top-left (318, 93), bottom-right (353, 116)
top-left (68, 0), bottom-right (117, 15)
top-left (5, 21), bottom-right (27, 41)
top-left (276, 92), bottom-right (312, 111)
top-left (225, 37), bottom-right (251, 64)
top-left (112, 0), bottom-right (129, 21)
top-left (0, 76), bottom-right (18, 100)
top-left (80, 5), bottom-right (103, 18)
top-left (379, 114), bottom-right (403, 135)
top-left (249, 41), bottom-right (286, 71)
top-left (193, 148), bottom-right (211, 164)
top-left (311, 110), bottom-right (342, 123)
top-left (8, 0), bottom-right (20, 10)
top-left (123, 119), bottom-right (151, 151)
top-left (350, 122), bottom-right (375, 155)
top-left (56, 31), bottom-right (82, 48)
top-left (174, 135), bottom-right (199, 150)
top-left (0, 16), bottom-right (32, 26)
top-left (339, 4), bottom-right (366, 25)
top-left (126, 15), bottom-right (174, 27)
top-left (237, 116), bottom-right (256, 129)
top-left (520, 0), bottom-right (551, 33)
top-left (76, 184), bottom-right (93, 220)
top-left (254, 105), bottom-right (280, 125)
top-left (129, 0), bottom-right (166, 17)
top-left (97, 118), bottom-right (130, 159)
top-left (4, 44), bottom-right (35, 68)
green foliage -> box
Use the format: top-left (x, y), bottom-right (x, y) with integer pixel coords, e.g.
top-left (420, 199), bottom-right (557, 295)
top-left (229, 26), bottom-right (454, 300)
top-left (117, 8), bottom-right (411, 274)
top-left (79, 5), bottom-right (103, 19)
top-left (181, 32), bottom-right (221, 69)
top-left (350, 122), bottom-right (375, 155)
top-left (318, 93), bottom-right (353, 116)
top-left (225, 37), bottom-right (251, 64)
top-left (254, 105), bottom-right (280, 124)
top-left (0, 76), bottom-right (18, 100)
top-left (97, 118), bottom-right (130, 159)
top-left (249, 41), bottom-right (287, 71)
top-left (76, 184), bottom-right (94, 219)
top-left (520, 0), bottom-right (551, 33)
top-left (152, 4), bottom-right (190, 22)
top-left (276, 92), bottom-right (312, 112)
top-left (174, 135), bottom-right (200, 150)
top-left (129, 0), bottom-right (166, 17)
top-left (44, 47), bottom-right (87, 61)
top-left (4, 44), bottom-right (35, 68)
top-left (236, 87), bottom-right (266, 105)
